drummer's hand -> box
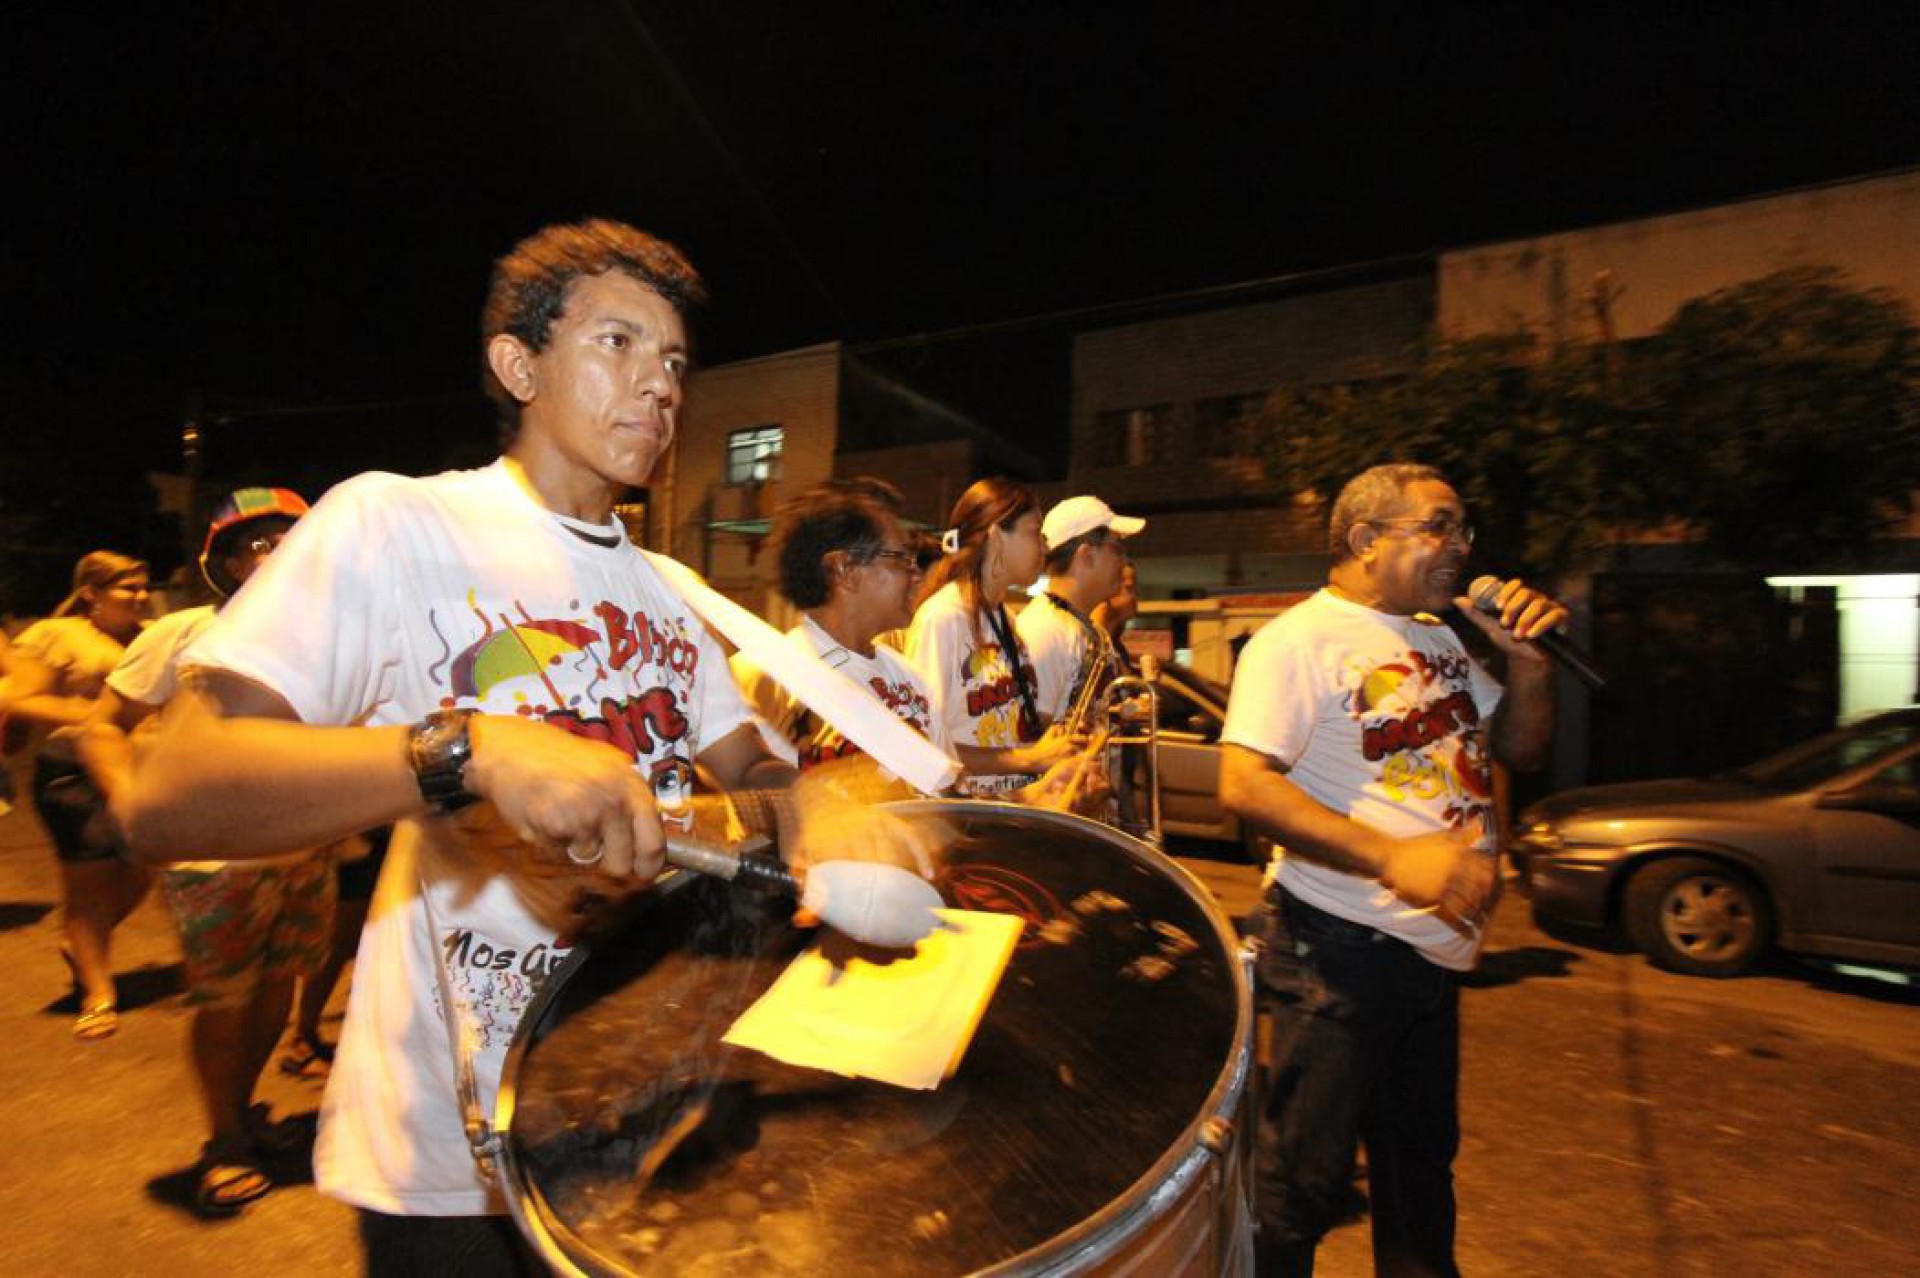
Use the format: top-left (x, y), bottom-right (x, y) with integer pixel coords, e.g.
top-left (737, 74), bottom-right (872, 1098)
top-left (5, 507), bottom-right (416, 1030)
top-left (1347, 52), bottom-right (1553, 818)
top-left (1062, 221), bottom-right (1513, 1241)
top-left (783, 758), bottom-right (946, 880)
top-left (1007, 724), bottom-right (1079, 774)
top-left (462, 714), bottom-right (666, 882)
top-left (1017, 744), bottom-right (1110, 815)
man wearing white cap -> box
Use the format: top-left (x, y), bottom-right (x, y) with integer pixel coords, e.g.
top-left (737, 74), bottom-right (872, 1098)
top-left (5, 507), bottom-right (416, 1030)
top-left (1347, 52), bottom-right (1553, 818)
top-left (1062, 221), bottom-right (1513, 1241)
top-left (1016, 496), bottom-right (1145, 729)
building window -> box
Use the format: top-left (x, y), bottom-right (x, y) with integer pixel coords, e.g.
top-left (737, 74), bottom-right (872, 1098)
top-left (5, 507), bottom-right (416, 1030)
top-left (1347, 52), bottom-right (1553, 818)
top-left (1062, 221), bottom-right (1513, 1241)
top-left (1093, 404), bottom-right (1175, 467)
top-left (726, 425), bottom-right (784, 484)
top-left (1192, 392), bottom-right (1266, 458)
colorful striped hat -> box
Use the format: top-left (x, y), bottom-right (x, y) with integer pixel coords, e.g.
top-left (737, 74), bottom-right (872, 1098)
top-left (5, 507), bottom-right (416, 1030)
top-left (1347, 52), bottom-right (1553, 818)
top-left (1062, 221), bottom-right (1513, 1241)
top-left (199, 487), bottom-right (309, 597)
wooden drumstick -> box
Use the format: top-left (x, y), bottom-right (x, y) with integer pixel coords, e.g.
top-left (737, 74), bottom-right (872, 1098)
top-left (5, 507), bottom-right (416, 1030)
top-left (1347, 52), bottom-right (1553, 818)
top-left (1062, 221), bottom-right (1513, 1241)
top-left (1056, 729), bottom-right (1109, 814)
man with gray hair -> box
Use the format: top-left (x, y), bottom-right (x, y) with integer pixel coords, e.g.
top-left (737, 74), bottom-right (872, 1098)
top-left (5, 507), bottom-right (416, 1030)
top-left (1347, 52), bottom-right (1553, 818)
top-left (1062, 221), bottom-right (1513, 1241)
top-left (1220, 462), bottom-right (1567, 1276)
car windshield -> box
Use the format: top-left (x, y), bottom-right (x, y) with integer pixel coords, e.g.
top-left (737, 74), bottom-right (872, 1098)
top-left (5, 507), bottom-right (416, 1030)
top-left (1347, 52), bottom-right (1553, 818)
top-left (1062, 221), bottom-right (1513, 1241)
top-left (1734, 715), bottom-right (1920, 791)
top-left (1161, 664), bottom-right (1229, 707)
top-left (1151, 664), bottom-right (1229, 737)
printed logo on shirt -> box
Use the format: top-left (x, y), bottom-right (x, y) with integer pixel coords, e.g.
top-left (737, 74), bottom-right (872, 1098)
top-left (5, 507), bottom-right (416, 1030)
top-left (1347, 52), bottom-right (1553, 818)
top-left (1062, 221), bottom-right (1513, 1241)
top-left (793, 674), bottom-right (933, 770)
top-left (869, 674), bottom-right (933, 737)
top-left (430, 592), bottom-right (703, 719)
top-left (433, 929), bottom-right (574, 1048)
top-left (542, 688), bottom-right (692, 758)
top-left (1345, 648), bottom-right (1492, 832)
top-left (958, 645), bottom-right (1038, 744)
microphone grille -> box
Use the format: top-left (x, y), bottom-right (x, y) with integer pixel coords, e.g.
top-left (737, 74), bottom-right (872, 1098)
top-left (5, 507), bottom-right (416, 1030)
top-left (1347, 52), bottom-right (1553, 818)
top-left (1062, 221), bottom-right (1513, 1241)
top-left (1468, 576), bottom-right (1504, 611)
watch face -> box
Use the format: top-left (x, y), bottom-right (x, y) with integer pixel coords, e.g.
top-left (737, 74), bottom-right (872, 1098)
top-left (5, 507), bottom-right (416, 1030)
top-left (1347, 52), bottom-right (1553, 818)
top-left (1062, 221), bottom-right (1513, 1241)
top-left (423, 717), bottom-right (463, 752)
top-left (413, 712), bottom-right (476, 810)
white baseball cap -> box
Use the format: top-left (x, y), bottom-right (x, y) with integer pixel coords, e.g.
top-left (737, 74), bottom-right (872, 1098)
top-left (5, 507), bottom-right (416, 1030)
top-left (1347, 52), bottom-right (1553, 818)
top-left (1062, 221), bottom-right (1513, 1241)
top-left (1041, 495), bottom-right (1146, 551)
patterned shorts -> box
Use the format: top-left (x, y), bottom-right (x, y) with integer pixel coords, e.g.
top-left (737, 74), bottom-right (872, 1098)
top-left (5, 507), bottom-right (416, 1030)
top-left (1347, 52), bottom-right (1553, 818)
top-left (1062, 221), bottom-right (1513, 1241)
top-left (161, 854), bottom-right (337, 1007)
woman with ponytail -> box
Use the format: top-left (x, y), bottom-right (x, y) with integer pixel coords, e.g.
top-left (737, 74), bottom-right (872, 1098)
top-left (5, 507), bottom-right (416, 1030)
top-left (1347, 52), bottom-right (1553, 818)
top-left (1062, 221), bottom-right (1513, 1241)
top-left (905, 478), bottom-right (1075, 796)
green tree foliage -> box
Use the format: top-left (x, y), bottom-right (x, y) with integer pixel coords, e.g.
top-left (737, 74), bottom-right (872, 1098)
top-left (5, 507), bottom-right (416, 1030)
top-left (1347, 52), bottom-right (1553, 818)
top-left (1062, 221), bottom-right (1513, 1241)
top-left (1643, 266), bottom-right (1920, 565)
top-left (1256, 267), bottom-right (1920, 575)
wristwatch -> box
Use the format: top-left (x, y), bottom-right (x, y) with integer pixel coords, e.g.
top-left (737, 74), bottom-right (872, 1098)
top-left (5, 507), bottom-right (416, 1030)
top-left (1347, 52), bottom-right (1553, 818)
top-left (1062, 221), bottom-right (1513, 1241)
top-left (406, 708), bottom-right (479, 813)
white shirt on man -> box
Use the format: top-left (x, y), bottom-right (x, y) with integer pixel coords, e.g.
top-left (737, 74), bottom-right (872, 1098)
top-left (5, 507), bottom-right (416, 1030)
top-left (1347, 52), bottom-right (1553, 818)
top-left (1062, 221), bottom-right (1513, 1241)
top-left (1222, 589), bottom-right (1502, 970)
top-left (733, 614), bottom-right (948, 769)
top-left (183, 460), bottom-right (750, 1215)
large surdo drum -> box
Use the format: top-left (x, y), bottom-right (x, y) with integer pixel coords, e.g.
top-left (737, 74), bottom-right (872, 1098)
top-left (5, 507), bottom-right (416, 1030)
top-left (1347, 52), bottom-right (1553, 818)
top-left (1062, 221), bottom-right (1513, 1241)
top-left (498, 801), bottom-right (1252, 1276)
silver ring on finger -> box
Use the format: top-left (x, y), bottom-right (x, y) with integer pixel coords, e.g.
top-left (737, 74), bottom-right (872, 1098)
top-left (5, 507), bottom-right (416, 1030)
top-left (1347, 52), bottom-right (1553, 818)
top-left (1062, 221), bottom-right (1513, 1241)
top-left (565, 840), bottom-right (605, 867)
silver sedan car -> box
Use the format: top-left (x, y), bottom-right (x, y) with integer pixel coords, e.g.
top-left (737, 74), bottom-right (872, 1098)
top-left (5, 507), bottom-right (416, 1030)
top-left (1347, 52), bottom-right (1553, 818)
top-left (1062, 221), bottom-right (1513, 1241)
top-left (1514, 708), bottom-right (1920, 977)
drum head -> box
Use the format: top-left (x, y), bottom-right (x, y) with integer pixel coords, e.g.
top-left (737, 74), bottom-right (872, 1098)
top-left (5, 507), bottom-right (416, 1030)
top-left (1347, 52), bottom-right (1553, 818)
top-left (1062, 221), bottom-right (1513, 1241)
top-left (501, 802), bottom-right (1243, 1276)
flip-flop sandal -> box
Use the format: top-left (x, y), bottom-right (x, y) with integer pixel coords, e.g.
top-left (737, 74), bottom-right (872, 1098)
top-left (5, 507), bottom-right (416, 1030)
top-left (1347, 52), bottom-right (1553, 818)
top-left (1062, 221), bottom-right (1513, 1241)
top-left (73, 1003), bottom-right (118, 1041)
top-left (194, 1139), bottom-right (272, 1217)
top-left (277, 1032), bottom-right (333, 1077)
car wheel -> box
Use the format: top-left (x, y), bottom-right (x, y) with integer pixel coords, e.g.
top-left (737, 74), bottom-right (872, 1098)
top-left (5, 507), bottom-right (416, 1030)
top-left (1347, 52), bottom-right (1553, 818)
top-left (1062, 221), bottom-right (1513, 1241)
top-left (1623, 856), bottom-right (1772, 978)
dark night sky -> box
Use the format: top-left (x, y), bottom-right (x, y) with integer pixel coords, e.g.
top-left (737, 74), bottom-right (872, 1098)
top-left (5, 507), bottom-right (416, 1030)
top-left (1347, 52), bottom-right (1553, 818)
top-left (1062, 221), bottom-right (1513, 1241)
top-left (7, 2), bottom-right (1920, 479)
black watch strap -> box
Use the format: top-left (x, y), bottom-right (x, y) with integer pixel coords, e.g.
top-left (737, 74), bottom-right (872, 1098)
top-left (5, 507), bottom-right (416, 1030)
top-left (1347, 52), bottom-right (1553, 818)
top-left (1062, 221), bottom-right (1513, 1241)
top-left (407, 709), bottom-right (479, 813)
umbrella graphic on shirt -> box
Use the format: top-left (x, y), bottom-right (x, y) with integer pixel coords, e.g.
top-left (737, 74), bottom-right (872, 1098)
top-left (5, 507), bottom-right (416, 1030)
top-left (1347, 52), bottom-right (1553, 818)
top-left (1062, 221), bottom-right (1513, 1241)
top-left (450, 618), bottom-right (600, 701)
top-left (1356, 661), bottom-right (1413, 714)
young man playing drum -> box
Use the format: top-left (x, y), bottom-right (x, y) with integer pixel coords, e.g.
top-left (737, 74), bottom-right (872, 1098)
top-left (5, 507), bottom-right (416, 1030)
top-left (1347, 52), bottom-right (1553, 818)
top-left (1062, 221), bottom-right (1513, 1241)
top-left (124, 220), bottom-right (891, 1272)
top-left (1220, 463), bottom-right (1566, 1277)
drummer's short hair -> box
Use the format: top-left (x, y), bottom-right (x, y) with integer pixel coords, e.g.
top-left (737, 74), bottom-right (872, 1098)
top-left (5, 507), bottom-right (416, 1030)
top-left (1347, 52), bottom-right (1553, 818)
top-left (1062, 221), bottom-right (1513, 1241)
top-left (1328, 462), bottom-right (1447, 561)
top-left (481, 218), bottom-right (708, 446)
top-left (773, 478), bottom-right (905, 609)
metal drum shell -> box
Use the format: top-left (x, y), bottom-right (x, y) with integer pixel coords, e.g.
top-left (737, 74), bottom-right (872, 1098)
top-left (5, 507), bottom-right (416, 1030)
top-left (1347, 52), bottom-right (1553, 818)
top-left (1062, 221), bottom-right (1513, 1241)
top-left (496, 800), bottom-right (1253, 1277)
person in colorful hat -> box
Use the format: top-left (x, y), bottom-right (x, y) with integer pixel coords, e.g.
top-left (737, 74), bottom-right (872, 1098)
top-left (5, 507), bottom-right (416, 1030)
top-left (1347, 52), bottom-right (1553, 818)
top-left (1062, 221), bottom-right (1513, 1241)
top-left (80, 486), bottom-right (332, 1215)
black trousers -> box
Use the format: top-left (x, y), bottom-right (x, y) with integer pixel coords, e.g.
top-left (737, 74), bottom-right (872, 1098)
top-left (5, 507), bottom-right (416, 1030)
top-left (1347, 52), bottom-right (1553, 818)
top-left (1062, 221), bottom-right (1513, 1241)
top-left (357, 1209), bottom-right (541, 1278)
top-left (1252, 886), bottom-right (1463, 1278)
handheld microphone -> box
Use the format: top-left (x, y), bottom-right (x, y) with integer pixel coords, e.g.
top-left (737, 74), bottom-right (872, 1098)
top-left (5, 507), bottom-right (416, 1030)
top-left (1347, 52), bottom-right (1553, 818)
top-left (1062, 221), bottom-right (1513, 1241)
top-left (1466, 576), bottom-right (1607, 692)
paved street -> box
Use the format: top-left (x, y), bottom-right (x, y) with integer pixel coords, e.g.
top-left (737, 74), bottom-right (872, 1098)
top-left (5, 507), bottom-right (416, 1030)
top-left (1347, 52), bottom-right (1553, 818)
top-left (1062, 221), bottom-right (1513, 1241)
top-left (1, 800), bottom-right (1915, 1275)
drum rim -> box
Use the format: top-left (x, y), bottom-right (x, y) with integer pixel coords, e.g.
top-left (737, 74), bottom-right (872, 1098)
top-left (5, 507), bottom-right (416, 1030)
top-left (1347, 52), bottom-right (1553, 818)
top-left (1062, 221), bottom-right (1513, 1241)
top-left (496, 799), bottom-right (1254, 1277)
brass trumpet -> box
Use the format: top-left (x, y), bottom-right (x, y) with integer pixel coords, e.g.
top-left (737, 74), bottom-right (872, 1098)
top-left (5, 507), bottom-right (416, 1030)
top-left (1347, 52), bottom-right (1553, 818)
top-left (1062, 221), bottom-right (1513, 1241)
top-left (1054, 623), bottom-right (1162, 846)
top-left (1101, 674), bottom-right (1162, 846)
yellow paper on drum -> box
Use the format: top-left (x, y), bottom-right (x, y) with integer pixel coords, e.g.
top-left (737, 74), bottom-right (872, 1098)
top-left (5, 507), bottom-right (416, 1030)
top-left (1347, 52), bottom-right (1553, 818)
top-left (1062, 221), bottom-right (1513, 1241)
top-left (722, 908), bottom-right (1023, 1090)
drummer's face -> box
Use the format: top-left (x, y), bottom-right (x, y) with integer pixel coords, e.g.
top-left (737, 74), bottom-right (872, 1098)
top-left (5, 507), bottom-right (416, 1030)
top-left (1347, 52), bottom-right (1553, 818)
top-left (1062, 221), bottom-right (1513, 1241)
top-left (850, 511), bottom-right (921, 634)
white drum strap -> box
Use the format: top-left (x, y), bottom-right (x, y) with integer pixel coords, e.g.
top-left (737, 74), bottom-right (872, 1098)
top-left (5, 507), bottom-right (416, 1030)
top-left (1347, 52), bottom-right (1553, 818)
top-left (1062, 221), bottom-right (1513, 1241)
top-left (640, 550), bottom-right (960, 795)
top-left (416, 866), bottom-right (506, 1177)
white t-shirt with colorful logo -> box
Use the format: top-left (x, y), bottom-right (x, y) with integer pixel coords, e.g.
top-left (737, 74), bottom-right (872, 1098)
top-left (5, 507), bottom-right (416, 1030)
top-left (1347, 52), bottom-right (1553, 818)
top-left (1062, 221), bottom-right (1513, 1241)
top-left (184, 460), bottom-right (750, 1216)
top-left (733, 615), bottom-right (948, 769)
top-left (904, 582), bottom-right (1038, 796)
top-left (1222, 589), bottom-right (1502, 970)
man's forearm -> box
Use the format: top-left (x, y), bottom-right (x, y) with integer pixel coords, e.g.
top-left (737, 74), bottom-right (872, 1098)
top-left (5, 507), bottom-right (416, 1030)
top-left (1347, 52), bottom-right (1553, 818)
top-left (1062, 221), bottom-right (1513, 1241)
top-left (1218, 745), bottom-right (1393, 879)
top-left (124, 686), bottom-right (422, 862)
top-left (9, 692), bottom-right (98, 729)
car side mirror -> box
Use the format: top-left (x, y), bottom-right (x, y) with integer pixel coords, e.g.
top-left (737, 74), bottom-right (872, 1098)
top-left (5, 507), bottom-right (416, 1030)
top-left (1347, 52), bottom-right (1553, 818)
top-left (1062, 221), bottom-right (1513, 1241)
top-left (1816, 783), bottom-right (1920, 816)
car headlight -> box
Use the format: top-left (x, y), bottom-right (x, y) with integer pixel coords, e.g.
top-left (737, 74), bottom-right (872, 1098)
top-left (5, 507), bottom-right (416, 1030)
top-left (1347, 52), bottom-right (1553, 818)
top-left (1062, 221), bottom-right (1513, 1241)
top-left (1519, 821), bottom-right (1564, 852)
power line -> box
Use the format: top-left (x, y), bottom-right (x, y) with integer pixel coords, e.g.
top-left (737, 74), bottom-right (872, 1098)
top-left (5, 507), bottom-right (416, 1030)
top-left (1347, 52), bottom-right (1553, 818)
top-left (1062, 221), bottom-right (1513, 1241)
top-left (612, 0), bottom-right (853, 335)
